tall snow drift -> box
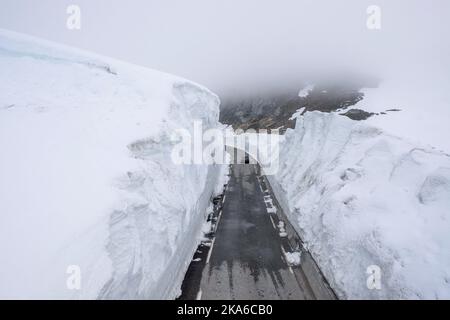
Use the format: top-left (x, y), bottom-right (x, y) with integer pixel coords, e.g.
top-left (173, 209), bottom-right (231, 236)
top-left (0, 29), bottom-right (222, 299)
top-left (270, 112), bottom-right (450, 299)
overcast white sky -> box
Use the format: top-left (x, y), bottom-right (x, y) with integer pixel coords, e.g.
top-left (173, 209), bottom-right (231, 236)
top-left (1, 0), bottom-right (449, 96)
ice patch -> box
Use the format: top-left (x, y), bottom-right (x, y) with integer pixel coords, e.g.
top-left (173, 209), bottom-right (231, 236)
top-left (285, 252), bottom-right (302, 266)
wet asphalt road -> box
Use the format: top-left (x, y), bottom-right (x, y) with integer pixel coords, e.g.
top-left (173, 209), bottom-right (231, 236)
top-left (198, 164), bottom-right (306, 299)
top-left (178, 162), bottom-right (336, 300)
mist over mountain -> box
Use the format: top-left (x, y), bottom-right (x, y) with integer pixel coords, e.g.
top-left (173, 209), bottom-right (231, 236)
top-left (1, 0), bottom-right (448, 98)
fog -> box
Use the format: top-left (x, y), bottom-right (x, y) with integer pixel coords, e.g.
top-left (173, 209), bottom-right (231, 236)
top-left (1, 0), bottom-right (449, 98)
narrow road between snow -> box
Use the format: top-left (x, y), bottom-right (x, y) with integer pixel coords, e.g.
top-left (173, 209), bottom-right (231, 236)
top-left (179, 163), bottom-right (336, 300)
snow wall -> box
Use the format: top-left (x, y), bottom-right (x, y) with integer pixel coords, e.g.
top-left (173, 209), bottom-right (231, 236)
top-left (268, 111), bottom-right (450, 299)
top-left (0, 29), bottom-right (224, 299)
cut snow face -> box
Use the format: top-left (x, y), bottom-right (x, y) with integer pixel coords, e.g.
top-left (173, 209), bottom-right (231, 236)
top-left (272, 111), bottom-right (450, 299)
top-left (0, 29), bottom-right (223, 299)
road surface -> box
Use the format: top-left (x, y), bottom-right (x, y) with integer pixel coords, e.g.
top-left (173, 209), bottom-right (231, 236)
top-left (179, 164), bottom-right (336, 300)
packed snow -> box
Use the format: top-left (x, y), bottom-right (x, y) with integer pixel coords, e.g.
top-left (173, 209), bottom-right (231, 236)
top-left (285, 251), bottom-right (301, 267)
top-left (289, 107), bottom-right (305, 120)
top-left (354, 67), bottom-right (450, 154)
top-left (269, 111), bottom-right (450, 299)
top-left (298, 84), bottom-right (314, 98)
top-left (0, 29), bottom-right (224, 299)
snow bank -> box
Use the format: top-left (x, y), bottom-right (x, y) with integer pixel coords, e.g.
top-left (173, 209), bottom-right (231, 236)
top-left (270, 112), bottom-right (450, 299)
top-left (354, 71), bottom-right (450, 154)
top-left (298, 84), bottom-right (314, 98)
top-left (0, 29), bottom-right (222, 299)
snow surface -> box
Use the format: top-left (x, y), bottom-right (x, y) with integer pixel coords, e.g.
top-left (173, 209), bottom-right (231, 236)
top-left (0, 29), bottom-right (223, 299)
top-left (354, 74), bottom-right (450, 154)
top-left (298, 84), bottom-right (314, 98)
top-left (289, 107), bottom-right (305, 120)
top-left (269, 111), bottom-right (450, 299)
